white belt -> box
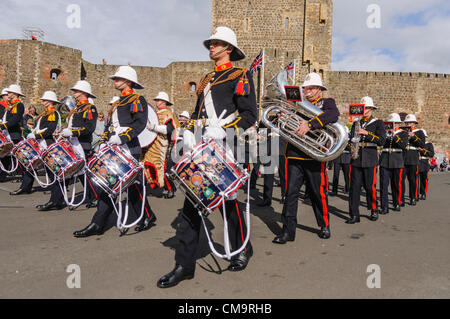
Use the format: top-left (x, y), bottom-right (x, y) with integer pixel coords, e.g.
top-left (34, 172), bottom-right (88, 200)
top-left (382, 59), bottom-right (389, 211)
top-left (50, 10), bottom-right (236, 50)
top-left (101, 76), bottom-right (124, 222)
top-left (358, 142), bottom-right (377, 148)
top-left (382, 148), bottom-right (402, 153)
top-left (343, 151), bottom-right (350, 154)
top-left (419, 156), bottom-right (429, 160)
top-left (406, 146), bottom-right (418, 150)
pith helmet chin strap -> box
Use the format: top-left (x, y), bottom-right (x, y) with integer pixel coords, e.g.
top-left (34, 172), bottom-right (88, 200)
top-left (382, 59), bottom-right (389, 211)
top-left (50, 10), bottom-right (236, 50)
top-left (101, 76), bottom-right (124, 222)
top-left (210, 44), bottom-right (232, 59)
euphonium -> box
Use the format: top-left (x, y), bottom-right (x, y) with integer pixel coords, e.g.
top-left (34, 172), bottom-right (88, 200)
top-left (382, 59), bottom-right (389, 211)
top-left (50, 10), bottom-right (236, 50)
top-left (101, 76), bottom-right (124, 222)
top-left (260, 70), bottom-right (348, 162)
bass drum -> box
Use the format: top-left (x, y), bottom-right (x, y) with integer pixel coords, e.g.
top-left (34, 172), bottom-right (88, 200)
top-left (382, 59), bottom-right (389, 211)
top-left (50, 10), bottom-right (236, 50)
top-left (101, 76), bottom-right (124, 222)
top-left (137, 104), bottom-right (158, 148)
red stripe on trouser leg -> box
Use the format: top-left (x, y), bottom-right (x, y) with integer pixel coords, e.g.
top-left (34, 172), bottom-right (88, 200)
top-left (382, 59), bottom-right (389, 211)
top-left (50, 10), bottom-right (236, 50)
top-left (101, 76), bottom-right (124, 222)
top-left (234, 200), bottom-right (246, 251)
top-left (415, 165), bottom-right (419, 199)
top-left (320, 162), bottom-right (329, 227)
top-left (164, 174), bottom-right (172, 191)
top-left (372, 167), bottom-right (377, 210)
top-left (425, 171), bottom-right (429, 195)
top-left (398, 168), bottom-right (403, 205)
top-left (348, 165), bottom-right (352, 189)
top-left (325, 168), bottom-right (329, 192)
top-left (87, 176), bottom-right (98, 199)
top-left (135, 184), bottom-right (151, 218)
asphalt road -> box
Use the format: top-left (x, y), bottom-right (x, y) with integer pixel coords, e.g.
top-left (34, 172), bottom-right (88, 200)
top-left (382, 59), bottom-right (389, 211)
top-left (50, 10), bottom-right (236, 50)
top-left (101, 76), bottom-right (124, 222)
top-left (0, 171), bottom-right (449, 299)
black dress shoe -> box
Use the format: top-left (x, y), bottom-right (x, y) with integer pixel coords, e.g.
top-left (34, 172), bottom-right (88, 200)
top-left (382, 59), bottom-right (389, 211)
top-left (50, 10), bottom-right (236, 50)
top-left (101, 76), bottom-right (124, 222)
top-left (228, 246), bottom-right (253, 271)
top-left (256, 199), bottom-right (271, 207)
top-left (135, 215), bottom-right (157, 232)
top-left (345, 216), bottom-right (360, 224)
top-left (318, 226), bottom-right (331, 239)
top-left (328, 191), bottom-right (337, 197)
top-left (157, 264), bottom-right (195, 288)
top-left (369, 209), bottom-right (379, 221)
top-left (394, 205), bottom-right (401, 211)
top-left (420, 194), bottom-right (426, 200)
top-left (85, 199), bottom-right (98, 208)
top-left (73, 223), bottom-right (103, 238)
top-left (380, 207), bottom-right (389, 215)
top-left (10, 188), bottom-right (32, 195)
top-left (164, 190), bottom-right (175, 199)
top-left (36, 201), bottom-right (66, 211)
top-left (272, 233), bottom-right (294, 244)
top-left (409, 199), bottom-right (416, 206)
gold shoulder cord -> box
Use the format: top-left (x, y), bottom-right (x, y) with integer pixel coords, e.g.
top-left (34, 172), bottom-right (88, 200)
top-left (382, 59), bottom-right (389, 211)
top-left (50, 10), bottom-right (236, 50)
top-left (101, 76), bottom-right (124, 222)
top-left (107, 94), bottom-right (140, 119)
top-left (196, 68), bottom-right (246, 120)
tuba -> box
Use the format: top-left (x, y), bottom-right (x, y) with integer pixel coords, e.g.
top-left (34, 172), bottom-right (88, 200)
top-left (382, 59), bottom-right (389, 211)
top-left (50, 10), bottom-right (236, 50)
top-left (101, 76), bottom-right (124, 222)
top-left (261, 69), bottom-right (348, 162)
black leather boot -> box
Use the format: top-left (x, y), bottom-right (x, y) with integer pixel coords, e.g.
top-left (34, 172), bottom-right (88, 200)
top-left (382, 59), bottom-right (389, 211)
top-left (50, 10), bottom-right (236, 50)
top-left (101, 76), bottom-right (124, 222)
top-left (370, 209), bottom-right (379, 221)
top-left (10, 188), bottom-right (32, 195)
top-left (318, 226), bottom-right (331, 239)
top-left (345, 216), bottom-right (360, 224)
top-left (394, 204), bottom-right (401, 211)
top-left (228, 246), bottom-right (253, 271)
top-left (73, 223), bottom-right (103, 238)
top-left (410, 198), bottom-right (416, 206)
top-left (85, 199), bottom-right (98, 208)
top-left (272, 232), bottom-right (295, 244)
top-left (135, 215), bottom-right (157, 232)
top-left (36, 201), bottom-right (66, 211)
top-left (157, 264), bottom-right (195, 288)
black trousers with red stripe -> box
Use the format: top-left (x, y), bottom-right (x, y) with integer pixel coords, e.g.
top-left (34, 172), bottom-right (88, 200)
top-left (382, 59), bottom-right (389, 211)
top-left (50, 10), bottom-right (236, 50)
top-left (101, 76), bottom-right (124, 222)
top-left (91, 171), bottom-right (154, 227)
top-left (279, 155), bottom-right (287, 198)
top-left (175, 197), bottom-right (251, 270)
top-left (349, 166), bottom-right (378, 218)
top-left (380, 167), bottom-right (403, 210)
top-left (419, 170), bottom-right (429, 196)
top-left (401, 164), bottom-right (419, 203)
top-left (281, 159), bottom-right (329, 238)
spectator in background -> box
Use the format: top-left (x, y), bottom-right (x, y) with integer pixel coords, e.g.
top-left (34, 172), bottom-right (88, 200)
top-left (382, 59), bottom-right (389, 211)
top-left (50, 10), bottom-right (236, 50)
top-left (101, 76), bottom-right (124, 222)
top-left (430, 157), bottom-right (438, 172)
top-left (92, 111), bottom-right (106, 151)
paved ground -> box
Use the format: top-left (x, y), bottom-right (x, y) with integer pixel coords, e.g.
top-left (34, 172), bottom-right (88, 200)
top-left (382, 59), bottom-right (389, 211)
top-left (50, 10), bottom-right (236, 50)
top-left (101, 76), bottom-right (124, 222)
top-left (0, 171), bottom-right (449, 299)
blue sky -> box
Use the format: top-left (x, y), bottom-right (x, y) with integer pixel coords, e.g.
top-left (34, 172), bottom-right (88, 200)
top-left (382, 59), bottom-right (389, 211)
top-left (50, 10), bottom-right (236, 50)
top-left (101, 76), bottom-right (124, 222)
top-left (1, 0), bottom-right (449, 73)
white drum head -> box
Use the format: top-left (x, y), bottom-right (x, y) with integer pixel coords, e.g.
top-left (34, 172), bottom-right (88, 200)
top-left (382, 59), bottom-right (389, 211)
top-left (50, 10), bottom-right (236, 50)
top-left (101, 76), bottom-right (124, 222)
top-left (138, 104), bottom-right (158, 148)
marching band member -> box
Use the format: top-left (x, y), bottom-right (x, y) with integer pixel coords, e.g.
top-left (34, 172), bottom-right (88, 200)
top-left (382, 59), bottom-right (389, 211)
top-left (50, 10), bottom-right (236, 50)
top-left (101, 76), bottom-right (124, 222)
top-left (13, 91), bottom-right (61, 196)
top-left (273, 72), bottom-right (338, 243)
top-left (2, 85), bottom-right (26, 194)
top-left (379, 113), bottom-right (408, 214)
top-left (347, 97), bottom-right (386, 224)
top-left (400, 114), bottom-right (425, 206)
top-left (329, 126), bottom-right (351, 196)
top-left (73, 66), bottom-right (156, 237)
top-left (143, 91), bottom-right (179, 199)
top-left (178, 110), bottom-right (190, 125)
top-left (157, 26), bottom-right (257, 288)
top-left (36, 80), bottom-right (98, 211)
top-left (0, 88), bottom-right (9, 182)
top-left (418, 130), bottom-right (434, 200)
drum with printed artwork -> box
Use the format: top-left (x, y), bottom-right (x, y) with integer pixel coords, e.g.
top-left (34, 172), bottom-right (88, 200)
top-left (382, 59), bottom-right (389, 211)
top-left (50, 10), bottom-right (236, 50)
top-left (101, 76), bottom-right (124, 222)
top-left (42, 139), bottom-right (85, 180)
top-left (12, 138), bottom-right (44, 170)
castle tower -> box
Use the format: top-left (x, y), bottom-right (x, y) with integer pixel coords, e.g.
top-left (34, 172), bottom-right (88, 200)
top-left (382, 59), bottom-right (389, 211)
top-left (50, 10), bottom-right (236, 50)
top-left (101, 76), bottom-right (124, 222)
top-left (211, 0), bottom-right (333, 82)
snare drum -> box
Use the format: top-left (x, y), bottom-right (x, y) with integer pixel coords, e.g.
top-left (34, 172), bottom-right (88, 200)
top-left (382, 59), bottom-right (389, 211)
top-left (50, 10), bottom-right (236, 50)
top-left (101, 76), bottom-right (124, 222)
top-left (86, 143), bottom-right (142, 197)
top-left (42, 139), bottom-right (85, 180)
top-left (0, 130), bottom-right (14, 158)
top-left (12, 138), bottom-right (44, 170)
top-left (168, 139), bottom-right (249, 217)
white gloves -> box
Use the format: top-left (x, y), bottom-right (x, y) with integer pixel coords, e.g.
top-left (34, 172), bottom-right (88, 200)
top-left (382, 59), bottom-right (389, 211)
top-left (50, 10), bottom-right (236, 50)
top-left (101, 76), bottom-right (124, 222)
top-left (61, 128), bottom-right (73, 137)
top-left (146, 122), bottom-right (156, 131)
top-left (204, 110), bottom-right (227, 141)
top-left (27, 133), bottom-right (36, 139)
top-left (183, 129), bottom-right (196, 150)
top-left (109, 134), bottom-right (122, 145)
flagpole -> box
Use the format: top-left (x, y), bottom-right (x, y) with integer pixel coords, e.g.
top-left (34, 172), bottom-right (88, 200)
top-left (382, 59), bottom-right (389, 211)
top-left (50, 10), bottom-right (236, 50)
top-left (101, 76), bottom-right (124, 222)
top-left (292, 60), bottom-right (296, 85)
top-left (259, 49), bottom-right (265, 122)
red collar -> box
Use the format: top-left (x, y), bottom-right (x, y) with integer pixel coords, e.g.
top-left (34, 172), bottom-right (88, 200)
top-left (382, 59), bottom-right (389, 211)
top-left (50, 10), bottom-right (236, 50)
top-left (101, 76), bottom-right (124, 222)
top-left (214, 62), bottom-right (233, 72)
top-left (46, 106), bottom-right (55, 112)
top-left (121, 89), bottom-right (134, 97)
top-left (77, 99), bottom-right (89, 106)
top-left (312, 97), bottom-right (322, 105)
top-left (9, 99), bottom-right (20, 104)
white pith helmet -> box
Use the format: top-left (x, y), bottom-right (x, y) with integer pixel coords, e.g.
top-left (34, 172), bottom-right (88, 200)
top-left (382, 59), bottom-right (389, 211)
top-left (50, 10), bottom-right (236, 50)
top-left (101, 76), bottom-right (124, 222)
top-left (404, 114), bottom-right (418, 123)
top-left (70, 80), bottom-right (96, 98)
top-left (88, 97), bottom-right (95, 105)
top-left (301, 72), bottom-right (327, 91)
top-left (109, 96), bottom-right (120, 104)
top-left (109, 65), bottom-right (144, 89)
top-left (1, 88), bottom-right (9, 96)
top-left (179, 110), bottom-right (190, 119)
top-left (422, 129), bottom-right (428, 137)
top-left (360, 96), bottom-right (377, 109)
top-left (153, 91), bottom-right (173, 106)
top-left (203, 26), bottom-right (246, 61)
top-left (387, 113), bottom-right (402, 123)
top-left (6, 84), bottom-right (25, 97)
top-left (39, 91), bottom-right (59, 103)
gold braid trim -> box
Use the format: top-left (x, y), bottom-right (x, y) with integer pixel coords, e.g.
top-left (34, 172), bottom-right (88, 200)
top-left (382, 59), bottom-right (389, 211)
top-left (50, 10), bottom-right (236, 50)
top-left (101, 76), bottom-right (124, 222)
top-left (68, 103), bottom-right (94, 121)
top-left (108, 94), bottom-right (141, 119)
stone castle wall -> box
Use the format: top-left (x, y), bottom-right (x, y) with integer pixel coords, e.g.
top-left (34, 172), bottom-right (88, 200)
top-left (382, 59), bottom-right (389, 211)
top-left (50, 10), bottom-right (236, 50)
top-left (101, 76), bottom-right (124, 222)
top-left (0, 0), bottom-right (448, 155)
